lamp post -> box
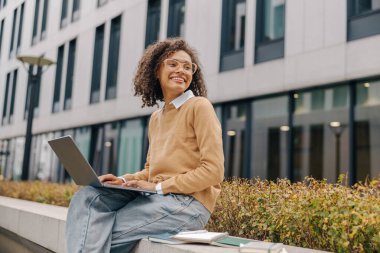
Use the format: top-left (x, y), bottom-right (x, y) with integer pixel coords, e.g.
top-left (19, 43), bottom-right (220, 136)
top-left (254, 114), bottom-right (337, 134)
top-left (17, 56), bottom-right (54, 181)
top-left (329, 121), bottom-right (347, 182)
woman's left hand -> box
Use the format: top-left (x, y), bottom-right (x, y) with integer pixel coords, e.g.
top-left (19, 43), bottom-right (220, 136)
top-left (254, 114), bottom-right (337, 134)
top-left (124, 180), bottom-right (157, 192)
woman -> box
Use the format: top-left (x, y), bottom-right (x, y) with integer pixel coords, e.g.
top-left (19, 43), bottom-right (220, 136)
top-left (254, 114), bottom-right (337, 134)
top-left (65, 38), bottom-right (224, 253)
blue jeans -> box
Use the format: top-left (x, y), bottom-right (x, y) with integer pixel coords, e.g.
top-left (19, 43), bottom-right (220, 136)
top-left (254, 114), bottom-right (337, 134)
top-left (65, 186), bottom-right (210, 253)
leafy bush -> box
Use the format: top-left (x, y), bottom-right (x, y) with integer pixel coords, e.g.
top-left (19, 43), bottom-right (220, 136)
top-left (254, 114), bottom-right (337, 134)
top-left (206, 177), bottom-right (380, 253)
top-left (0, 178), bottom-right (379, 252)
top-left (0, 181), bottom-right (78, 207)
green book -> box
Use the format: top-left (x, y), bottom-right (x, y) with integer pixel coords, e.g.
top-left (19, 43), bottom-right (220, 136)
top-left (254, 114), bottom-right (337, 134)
top-left (212, 236), bottom-right (259, 248)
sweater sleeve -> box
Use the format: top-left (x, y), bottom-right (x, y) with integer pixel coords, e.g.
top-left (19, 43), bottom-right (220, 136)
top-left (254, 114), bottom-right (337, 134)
top-left (161, 98), bottom-right (224, 194)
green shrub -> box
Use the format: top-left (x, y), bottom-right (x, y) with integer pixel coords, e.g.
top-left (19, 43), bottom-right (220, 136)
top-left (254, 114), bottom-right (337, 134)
top-left (0, 177), bottom-right (379, 252)
top-left (0, 181), bottom-right (78, 207)
top-left (206, 177), bottom-right (380, 253)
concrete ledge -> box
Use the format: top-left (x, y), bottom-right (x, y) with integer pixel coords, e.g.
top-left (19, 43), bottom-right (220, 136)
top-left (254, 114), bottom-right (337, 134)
top-left (0, 196), bottom-right (329, 253)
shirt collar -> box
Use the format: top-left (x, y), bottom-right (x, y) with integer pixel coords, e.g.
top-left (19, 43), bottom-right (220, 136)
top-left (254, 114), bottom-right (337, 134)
top-left (170, 90), bottom-right (194, 109)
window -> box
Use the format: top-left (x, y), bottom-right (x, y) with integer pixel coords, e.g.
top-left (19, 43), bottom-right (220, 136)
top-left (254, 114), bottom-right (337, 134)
top-left (293, 86), bottom-right (350, 183)
top-left (16, 3), bottom-right (24, 52)
top-left (60, 0), bottom-right (68, 28)
top-left (347, 0), bottom-right (380, 40)
top-left (2, 70), bottom-right (17, 125)
top-left (105, 15), bottom-right (121, 100)
top-left (64, 39), bottom-right (76, 110)
top-left (9, 8), bottom-right (17, 57)
top-left (355, 80), bottom-right (380, 181)
top-left (72, 0), bottom-right (80, 22)
top-left (0, 0), bottom-right (6, 10)
top-left (31, 0), bottom-right (40, 44)
top-left (251, 96), bottom-right (289, 180)
top-left (223, 103), bottom-right (249, 178)
top-left (90, 24), bottom-right (105, 104)
top-left (61, 0), bottom-right (80, 28)
top-left (40, 0), bottom-right (49, 40)
top-left (31, 0), bottom-right (49, 45)
top-left (220, 0), bottom-right (246, 71)
top-left (2, 74), bottom-right (11, 125)
top-left (167, 0), bottom-right (185, 38)
top-left (145, 0), bottom-right (161, 48)
top-left (255, 0), bottom-right (285, 63)
top-left (52, 45), bottom-right (64, 113)
top-left (0, 19), bottom-right (4, 58)
top-left (118, 119), bottom-right (145, 175)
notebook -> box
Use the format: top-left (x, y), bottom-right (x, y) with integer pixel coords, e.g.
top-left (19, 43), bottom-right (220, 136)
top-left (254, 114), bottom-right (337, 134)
top-left (48, 135), bottom-right (156, 194)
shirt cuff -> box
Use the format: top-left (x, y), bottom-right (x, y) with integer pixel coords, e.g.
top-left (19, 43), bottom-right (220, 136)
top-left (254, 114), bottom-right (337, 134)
top-left (117, 176), bottom-right (127, 184)
top-left (155, 183), bottom-right (163, 194)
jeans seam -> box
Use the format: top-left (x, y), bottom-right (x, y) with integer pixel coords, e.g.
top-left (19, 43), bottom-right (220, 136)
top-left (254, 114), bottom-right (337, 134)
top-left (112, 200), bottom-right (190, 240)
top-left (80, 192), bottom-right (115, 251)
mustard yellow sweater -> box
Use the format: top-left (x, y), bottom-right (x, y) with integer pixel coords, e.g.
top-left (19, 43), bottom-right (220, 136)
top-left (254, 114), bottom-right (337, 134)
top-left (129, 96), bottom-right (224, 212)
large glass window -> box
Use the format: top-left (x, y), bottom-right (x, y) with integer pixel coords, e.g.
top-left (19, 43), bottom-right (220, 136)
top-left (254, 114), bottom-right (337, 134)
top-left (355, 80), bottom-right (380, 181)
top-left (0, 140), bottom-right (9, 178)
top-left (255, 0), bottom-right (285, 63)
top-left (118, 119), bottom-right (145, 175)
top-left (251, 96), bottom-right (289, 180)
top-left (90, 24), bottom-right (105, 104)
top-left (293, 86), bottom-right (350, 183)
top-left (348, 0), bottom-right (380, 40)
top-left (167, 0), bottom-right (185, 38)
top-left (102, 123), bottom-right (119, 175)
top-left (75, 127), bottom-right (91, 160)
top-left (105, 15), bottom-right (121, 100)
top-left (351, 0), bottom-right (380, 16)
top-left (223, 103), bottom-right (249, 178)
top-left (29, 133), bottom-right (55, 181)
top-left (145, 0), bottom-right (161, 48)
top-left (220, 0), bottom-right (246, 72)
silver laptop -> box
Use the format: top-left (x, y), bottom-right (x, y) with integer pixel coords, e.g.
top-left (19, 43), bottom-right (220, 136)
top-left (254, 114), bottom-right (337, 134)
top-left (48, 135), bottom-right (156, 194)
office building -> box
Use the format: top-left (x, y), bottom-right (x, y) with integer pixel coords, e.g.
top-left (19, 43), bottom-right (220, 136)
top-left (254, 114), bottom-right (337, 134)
top-left (0, 0), bottom-right (379, 184)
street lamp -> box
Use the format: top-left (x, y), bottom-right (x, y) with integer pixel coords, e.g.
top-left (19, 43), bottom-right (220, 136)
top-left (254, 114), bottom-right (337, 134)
top-left (329, 121), bottom-right (347, 182)
top-left (17, 55), bottom-right (55, 181)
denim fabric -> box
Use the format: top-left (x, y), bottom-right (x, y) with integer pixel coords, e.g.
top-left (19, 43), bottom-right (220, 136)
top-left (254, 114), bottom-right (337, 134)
top-left (65, 186), bottom-right (210, 253)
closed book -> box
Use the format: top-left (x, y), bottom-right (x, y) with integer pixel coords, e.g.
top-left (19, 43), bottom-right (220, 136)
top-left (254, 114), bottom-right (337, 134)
top-left (240, 241), bottom-right (284, 253)
top-left (148, 233), bottom-right (188, 245)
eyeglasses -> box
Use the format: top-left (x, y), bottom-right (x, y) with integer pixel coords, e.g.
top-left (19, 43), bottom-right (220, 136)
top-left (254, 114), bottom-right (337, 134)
top-left (162, 58), bottom-right (198, 74)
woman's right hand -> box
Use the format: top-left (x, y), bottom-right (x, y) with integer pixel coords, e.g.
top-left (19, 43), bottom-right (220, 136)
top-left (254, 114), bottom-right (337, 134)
top-left (98, 174), bottom-right (123, 185)
top-left (98, 174), bottom-right (136, 185)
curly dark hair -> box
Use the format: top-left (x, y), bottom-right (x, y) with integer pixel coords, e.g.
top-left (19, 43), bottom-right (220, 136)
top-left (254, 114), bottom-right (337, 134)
top-left (133, 38), bottom-right (207, 108)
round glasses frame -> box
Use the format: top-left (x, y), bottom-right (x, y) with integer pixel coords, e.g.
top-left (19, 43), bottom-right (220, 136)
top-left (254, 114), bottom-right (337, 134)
top-left (162, 58), bottom-right (198, 74)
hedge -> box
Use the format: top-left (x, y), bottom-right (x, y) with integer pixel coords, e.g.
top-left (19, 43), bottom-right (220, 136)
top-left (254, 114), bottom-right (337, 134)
top-left (0, 177), bottom-right (379, 252)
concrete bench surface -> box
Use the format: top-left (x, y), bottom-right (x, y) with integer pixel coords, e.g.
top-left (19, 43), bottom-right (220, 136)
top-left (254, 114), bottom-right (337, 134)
top-left (0, 196), bottom-right (329, 253)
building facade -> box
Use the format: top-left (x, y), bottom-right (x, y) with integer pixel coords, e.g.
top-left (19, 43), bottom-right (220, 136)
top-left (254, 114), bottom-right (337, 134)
top-left (0, 0), bottom-right (379, 184)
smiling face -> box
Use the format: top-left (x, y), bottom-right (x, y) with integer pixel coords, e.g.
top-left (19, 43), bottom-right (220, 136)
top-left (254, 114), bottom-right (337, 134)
top-left (157, 50), bottom-right (194, 103)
